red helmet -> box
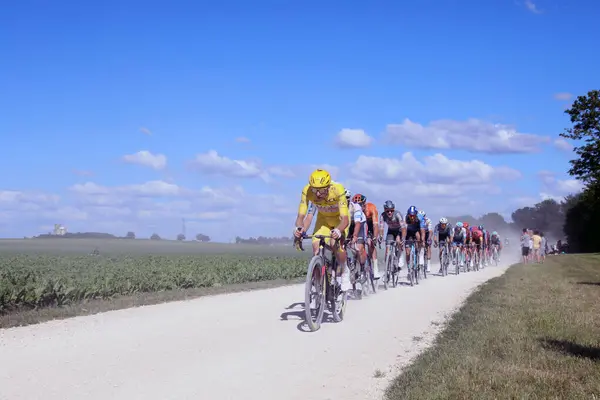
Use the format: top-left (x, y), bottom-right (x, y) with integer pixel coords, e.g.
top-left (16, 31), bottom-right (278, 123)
top-left (352, 194), bottom-right (366, 204)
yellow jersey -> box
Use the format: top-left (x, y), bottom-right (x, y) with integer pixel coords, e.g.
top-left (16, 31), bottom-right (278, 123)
top-left (298, 181), bottom-right (349, 219)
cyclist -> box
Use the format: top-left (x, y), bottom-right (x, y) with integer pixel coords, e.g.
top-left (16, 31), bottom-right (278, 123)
top-left (471, 225), bottom-right (484, 265)
top-left (463, 222), bottom-right (472, 268)
top-left (490, 231), bottom-right (502, 260)
top-left (378, 200), bottom-right (407, 272)
top-left (418, 210), bottom-right (433, 272)
top-left (433, 217), bottom-right (453, 274)
top-left (452, 221), bottom-right (467, 268)
top-left (294, 169), bottom-right (351, 291)
top-left (403, 206), bottom-right (425, 271)
top-left (478, 225), bottom-right (488, 266)
top-left (353, 194), bottom-right (381, 279)
top-left (349, 194), bottom-right (368, 273)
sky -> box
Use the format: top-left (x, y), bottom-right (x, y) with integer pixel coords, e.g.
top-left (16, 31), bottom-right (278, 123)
top-left (0, 0), bottom-right (598, 241)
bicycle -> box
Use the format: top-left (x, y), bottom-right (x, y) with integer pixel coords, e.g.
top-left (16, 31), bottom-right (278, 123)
top-left (345, 239), bottom-right (370, 300)
top-left (491, 244), bottom-right (500, 266)
top-left (296, 234), bottom-right (348, 332)
top-left (435, 241), bottom-right (451, 276)
top-left (383, 238), bottom-right (401, 289)
top-left (365, 236), bottom-right (379, 294)
top-left (471, 244), bottom-right (480, 271)
top-left (452, 243), bottom-right (464, 275)
top-left (405, 239), bottom-right (420, 286)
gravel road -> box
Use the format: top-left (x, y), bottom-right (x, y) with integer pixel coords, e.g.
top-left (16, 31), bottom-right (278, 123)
top-left (0, 261), bottom-right (513, 400)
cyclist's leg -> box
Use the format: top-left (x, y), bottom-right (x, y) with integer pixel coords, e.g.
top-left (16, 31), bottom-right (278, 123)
top-left (425, 231), bottom-right (432, 272)
top-left (415, 231), bottom-right (423, 266)
top-left (393, 231), bottom-right (405, 269)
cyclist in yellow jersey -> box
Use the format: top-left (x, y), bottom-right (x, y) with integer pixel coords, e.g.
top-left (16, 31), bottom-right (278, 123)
top-left (293, 169), bottom-right (351, 291)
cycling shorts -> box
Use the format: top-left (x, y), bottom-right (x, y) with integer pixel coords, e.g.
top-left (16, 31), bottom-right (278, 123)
top-left (312, 214), bottom-right (345, 250)
top-left (352, 222), bottom-right (368, 244)
top-left (453, 236), bottom-right (465, 245)
top-left (386, 229), bottom-right (402, 243)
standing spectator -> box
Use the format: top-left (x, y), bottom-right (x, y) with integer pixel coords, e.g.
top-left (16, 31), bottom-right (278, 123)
top-left (540, 232), bottom-right (547, 262)
top-left (532, 230), bottom-right (542, 263)
top-left (520, 228), bottom-right (531, 264)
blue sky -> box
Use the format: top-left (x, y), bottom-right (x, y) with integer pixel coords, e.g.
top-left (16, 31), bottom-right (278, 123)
top-left (0, 0), bottom-right (597, 241)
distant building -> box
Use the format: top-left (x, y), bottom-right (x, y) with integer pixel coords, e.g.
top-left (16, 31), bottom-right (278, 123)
top-left (53, 224), bottom-right (67, 236)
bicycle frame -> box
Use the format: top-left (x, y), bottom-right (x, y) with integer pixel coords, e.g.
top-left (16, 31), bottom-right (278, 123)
top-left (296, 234), bottom-right (347, 331)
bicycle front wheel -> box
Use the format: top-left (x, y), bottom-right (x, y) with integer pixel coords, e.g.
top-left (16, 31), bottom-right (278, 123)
top-left (304, 256), bottom-right (326, 332)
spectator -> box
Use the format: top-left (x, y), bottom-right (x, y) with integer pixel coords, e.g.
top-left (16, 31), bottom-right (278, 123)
top-left (532, 230), bottom-right (542, 263)
top-left (540, 232), bottom-right (547, 262)
top-left (520, 228), bottom-right (531, 264)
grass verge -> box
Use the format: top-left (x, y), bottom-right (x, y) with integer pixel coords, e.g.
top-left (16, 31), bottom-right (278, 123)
top-left (386, 254), bottom-right (600, 400)
top-left (0, 276), bottom-right (304, 329)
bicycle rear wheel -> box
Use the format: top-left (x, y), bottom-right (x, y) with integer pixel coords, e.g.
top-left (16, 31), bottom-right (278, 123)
top-left (304, 256), bottom-right (326, 331)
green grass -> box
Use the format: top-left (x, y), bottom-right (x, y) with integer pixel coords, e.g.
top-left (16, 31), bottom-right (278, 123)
top-left (386, 254), bottom-right (600, 400)
top-left (0, 239), bottom-right (310, 328)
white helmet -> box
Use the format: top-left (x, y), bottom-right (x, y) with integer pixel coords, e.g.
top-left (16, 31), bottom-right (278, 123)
top-left (344, 189), bottom-right (351, 199)
top-left (439, 217), bottom-right (448, 224)
top-left (418, 210), bottom-right (426, 217)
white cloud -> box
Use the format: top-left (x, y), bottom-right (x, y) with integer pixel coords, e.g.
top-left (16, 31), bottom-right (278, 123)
top-left (190, 150), bottom-right (265, 179)
top-left (340, 153), bottom-right (521, 221)
top-left (538, 171), bottom-right (585, 201)
top-left (122, 150), bottom-right (167, 170)
top-left (348, 153), bottom-right (521, 185)
top-left (140, 127), bottom-right (152, 135)
top-left (524, 0), bottom-right (542, 14)
top-left (553, 92), bottom-right (573, 101)
top-left (554, 138), bottom-right (572, 152)
top-left (334, 129), bottom-right (373, 149)
top-left (235, 136), bottom-right (251, 143)
top-left (384, 118), bottom-right (549, 153)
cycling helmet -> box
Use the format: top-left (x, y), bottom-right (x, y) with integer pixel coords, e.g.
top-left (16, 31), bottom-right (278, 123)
top-left (439, 217), bottom-right (448, 224)
top-left (418, 210), bottom-right (426, 217)
top-left (344, 189), bottom-right (352, 199)
top-left (463, 222), bottom-right (470, 229)
top-left (352, 193), bottom-right (366, 204)
top-left (456, 221), bottom-right (463, 228)
top-left (478, 225), bottom-right (484, 230)
top-left (492, 231), bottom-right (498, 235)
top-left (407, 206), bottom-right (418, 216)
top-left (383, 200), bottom-right (395, 210)
top-left (309, 169), bottom-right (331, 188)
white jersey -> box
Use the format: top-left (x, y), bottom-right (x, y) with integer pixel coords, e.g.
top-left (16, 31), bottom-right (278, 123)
top-left (350, 202), bottom-right (366, 224)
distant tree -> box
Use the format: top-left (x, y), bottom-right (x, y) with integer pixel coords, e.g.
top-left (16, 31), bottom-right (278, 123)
top-left (196, 233), bottom-right (211, 242)
top-left (125, 231), bottom-right (136, 239)
top-left (177, 233), bottom-right (186, 241)
top-left (479, 212), bottom-right (508, 231)
top-left (150, 233), bottom-right (161, 240)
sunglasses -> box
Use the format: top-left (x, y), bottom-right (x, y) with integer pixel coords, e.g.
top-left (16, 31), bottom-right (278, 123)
top-left (386, 210), bottom-right (394, 213)
top-left (311, 187), bottom-right (329, 196)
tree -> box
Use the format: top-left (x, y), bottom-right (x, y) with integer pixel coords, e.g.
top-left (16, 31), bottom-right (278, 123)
top-left (560, 89), bottom-right (600, 185)
top-left (150, 233), bottom-right (161, 240)
top-left (560, 90), bottom-right (600, 253)
top-left (196, 233), bottom-right (211, 242)
top-left (177, 233), bottom-right (185, 241)
top-left (125, 231), bottom-right (136, 239)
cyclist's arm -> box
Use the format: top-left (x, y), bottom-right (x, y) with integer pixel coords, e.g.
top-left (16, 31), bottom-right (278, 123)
top-left (301, 202), bottom-right (317, 232)
top-left (378, 213), bottom-right (385, 238)
top-left (295, 185), bottom-right (310, 229)
top-left (372, 207), bottom-right (380, 237)
top-left (334, 193), bottom-right (349, 233)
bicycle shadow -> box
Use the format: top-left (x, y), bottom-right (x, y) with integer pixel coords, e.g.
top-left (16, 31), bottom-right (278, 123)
top-left (279, 302), bottom-right (337, 333)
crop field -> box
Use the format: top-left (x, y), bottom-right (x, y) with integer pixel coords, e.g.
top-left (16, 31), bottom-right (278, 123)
top-left (0, 239), bottom-right (310, 315)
